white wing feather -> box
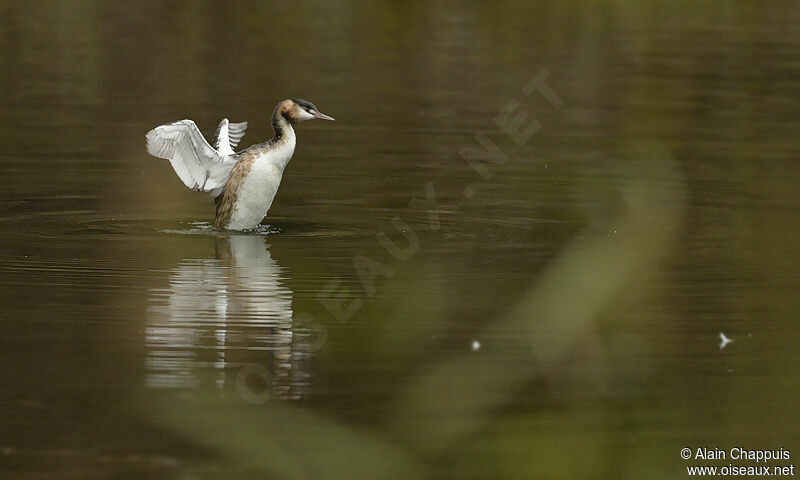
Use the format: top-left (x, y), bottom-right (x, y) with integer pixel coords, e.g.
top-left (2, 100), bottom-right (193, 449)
top-left (213, 118), bottom-right (249, 156)
top-left (227, 120), bottom-right (248, 149)
top-left (146, 120), bottom-right (237, 196)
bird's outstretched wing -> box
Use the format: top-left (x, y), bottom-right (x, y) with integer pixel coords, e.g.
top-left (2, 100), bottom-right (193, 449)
top-left (146, 119), bottom-right (237, 196)
top-left (213, 118), bottom-right (249, 156)
top-left (227, 120), bottom-right (248, 149)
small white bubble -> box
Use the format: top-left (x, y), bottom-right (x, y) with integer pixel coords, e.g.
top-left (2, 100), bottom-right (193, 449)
top-left (471, 340), bottom-right (480, 351)
top-left (719, 332), bottom-right (734, 350)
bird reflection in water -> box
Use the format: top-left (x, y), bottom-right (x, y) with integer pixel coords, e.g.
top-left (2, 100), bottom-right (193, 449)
top-left (145, 235), bottom-right (312, 401)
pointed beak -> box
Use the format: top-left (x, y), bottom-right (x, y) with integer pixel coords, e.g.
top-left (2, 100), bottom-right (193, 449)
top-left (312, 111), bottom-right (335, 121)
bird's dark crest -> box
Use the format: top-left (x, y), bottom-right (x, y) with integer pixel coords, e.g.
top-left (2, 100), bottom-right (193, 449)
top-left (290, 98), bottom-right (318, 111)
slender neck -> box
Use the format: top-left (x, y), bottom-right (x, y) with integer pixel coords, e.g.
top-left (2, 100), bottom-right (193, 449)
top-left (269, 110), bottom-right (297, 171)
top-left (270, 110), bottom-right (294, 143)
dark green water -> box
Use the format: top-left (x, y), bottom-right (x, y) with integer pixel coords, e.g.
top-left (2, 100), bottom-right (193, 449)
top-left (1, 1), bottom-right (799, 478)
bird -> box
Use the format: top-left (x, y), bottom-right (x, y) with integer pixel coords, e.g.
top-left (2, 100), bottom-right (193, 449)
top-left (145, 98), bottom-right (335, 230)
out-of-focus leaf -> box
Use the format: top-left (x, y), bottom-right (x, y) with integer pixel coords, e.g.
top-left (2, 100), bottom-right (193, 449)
top-left (149, 394), bottom-right (422, 480)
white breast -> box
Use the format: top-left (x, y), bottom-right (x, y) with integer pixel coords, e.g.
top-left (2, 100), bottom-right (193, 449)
top-left (225, 131), bottom-right (296, 230)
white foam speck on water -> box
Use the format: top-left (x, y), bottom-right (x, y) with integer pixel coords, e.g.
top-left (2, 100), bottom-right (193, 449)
top-left (471, 340), bottom-right (480, 351)
top-left (719, 332), bottom-right (734, 350)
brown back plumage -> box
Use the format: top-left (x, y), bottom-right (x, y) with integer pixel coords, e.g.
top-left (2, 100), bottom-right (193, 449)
top-left (213, 153), bottom-right (256, 228)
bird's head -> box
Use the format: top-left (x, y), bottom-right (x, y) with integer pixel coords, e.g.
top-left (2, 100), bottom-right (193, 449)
top-left (278, 98), bottom-right (335, 124)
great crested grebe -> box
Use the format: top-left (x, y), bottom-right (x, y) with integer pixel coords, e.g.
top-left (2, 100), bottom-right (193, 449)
top-left (145, 98), bottom-right (334, 230)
